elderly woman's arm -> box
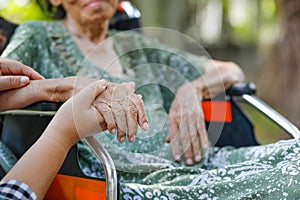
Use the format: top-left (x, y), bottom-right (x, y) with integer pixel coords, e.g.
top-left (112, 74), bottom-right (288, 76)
top-left (192, 60), bottom-right (245, 98)
top-left (166, 60), bottom-right (245, 165)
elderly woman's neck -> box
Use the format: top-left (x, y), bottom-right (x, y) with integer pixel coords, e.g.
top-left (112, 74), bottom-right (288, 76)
top-left (64, 17), bottom-right (108, 43)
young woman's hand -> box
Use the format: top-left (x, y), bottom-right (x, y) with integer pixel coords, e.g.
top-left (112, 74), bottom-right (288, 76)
top-left (44, 80), bottom-right (108, 148)
top-left (0, 57), bottom-right (44, 91)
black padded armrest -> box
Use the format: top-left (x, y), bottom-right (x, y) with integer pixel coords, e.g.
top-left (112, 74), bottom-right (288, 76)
top-left (226, 82), bottom-right (256, 96)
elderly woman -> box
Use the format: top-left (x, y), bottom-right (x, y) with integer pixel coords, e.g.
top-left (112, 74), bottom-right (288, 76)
top-left (2, 0), bottom-right (300, 199)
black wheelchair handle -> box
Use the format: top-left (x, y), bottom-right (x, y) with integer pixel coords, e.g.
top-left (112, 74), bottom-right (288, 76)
top-left (226, 82), bottom-right (256, 96)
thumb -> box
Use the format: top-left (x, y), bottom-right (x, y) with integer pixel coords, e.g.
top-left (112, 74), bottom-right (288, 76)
top-left (0, 76), bottom-right (30, 91)
top-left (73, 80), bottom-right (108, 107)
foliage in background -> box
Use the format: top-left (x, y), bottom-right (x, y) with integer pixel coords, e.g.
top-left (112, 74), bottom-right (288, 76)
top-left (1, 0), bottom-right (278, 48)
top-left (185, 0), bottom-right (278, 47)
top-left (0, 0), bottom-right (50, 24)
top-left (132, 0), bottom-right (278, 48)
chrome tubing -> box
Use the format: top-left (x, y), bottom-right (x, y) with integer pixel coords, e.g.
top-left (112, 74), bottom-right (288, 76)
top-left (242, 94), bottom-right (300, 139)
top-left (83, 136), bottom-right (118, 200)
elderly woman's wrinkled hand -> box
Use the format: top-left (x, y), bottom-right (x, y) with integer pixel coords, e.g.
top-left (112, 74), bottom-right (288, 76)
top-left (93, 82), bottom-right (148, 143)
top-left (166, 82), bottom-right (209, 166)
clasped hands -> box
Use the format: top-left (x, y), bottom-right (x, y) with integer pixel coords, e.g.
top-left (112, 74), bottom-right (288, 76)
top-left (47, 80), bottom-right (149, 148)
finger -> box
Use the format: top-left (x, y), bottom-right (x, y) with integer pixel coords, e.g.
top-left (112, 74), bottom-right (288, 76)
top-left (188, 115), bottom-right (201, 162)
top-left (0, 76), bottom-right (30, 91)
top-left (19, 65), bottom-right (44, 80)
top-left (0, 59), bottom-right (44, 80)
top-left (197, 118), bottom-right (209, 152)
top-left (166, 110), bottom-right (177, 142)
top-left (123, 82), bottom-right (135, 94)
top-left (111, 102), bottom-right (127, 142)
top-left (166, 101), bottom-right (179, 142)
top-left (74, 80), bottom-right (107, 107)
top-left (125, 101), bottom-right (138, 142)
top-left (180, 118), bottom-right (194, 166)
top-left (170, 132), bottom-right (181, 161)
top-left (131, 94), bottom-right (148, 130)
top-left (168, 114), bottom-right (181, 161)
top-left (95, 102), bottom-right (116, 134)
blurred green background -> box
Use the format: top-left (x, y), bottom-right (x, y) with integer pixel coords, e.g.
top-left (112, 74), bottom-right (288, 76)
top-left (0, 0), bottom-right (279, 81)
top-left (0, 0), bottom-right (294, 144)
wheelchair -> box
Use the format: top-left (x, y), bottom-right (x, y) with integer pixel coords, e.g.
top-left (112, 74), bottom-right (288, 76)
top-left (0, 1), bottom-right (299, 199)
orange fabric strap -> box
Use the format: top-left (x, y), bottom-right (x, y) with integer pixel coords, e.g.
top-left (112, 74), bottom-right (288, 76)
top-left (202, 101), bottom-right (232, 122)
top-left (45, 174), bottom-right (106, 200)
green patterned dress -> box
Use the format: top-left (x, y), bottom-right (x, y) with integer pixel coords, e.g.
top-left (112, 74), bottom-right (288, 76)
top-left (2, 20), bottom-right (300, 199)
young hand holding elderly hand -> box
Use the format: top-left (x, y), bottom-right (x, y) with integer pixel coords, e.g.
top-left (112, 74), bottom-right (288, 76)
top-left (50, 80), bottom-right (148, 145)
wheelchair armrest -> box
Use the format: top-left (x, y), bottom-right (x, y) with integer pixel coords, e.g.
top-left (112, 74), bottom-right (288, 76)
top-left (226, 83), bottom-right (300, 139)
top-left (241, 94), bottom-right (300, 139)
top-left (226, 82), bottom-right (256, 96)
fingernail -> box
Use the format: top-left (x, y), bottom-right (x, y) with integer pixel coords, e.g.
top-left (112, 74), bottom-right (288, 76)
top-left (186, 159), bottom-right (193, 165)
top-left (130, 135), bottom-right (136, 142)
top-left (100, 79), bottom-right (107, 85)
top-left (119, 136), bottom-right (125, 142)
top-left (165, 136), bottom-right (170, 142)
top-left (195, 155), bottom-right (201, 162)
top-left (20, 77), bottom-right (29, 83)
top-left (111, 128), bottom-right (116, 134)
top-left (143, 122), bottom-right (148, 129)
top-left (175, 154), bottom-right (181, 161)
top-left (99, 80), bottom-right (108, 88)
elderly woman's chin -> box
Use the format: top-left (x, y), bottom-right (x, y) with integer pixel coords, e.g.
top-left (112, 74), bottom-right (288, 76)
top-left (82, 1), bottom-right (116, 22)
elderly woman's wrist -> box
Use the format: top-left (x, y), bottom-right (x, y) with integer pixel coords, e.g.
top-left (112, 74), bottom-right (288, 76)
top-left (41, 78), bottom-right (72, 102)
top-left (191, 78), bottom-right (206, 99)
